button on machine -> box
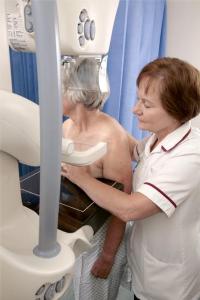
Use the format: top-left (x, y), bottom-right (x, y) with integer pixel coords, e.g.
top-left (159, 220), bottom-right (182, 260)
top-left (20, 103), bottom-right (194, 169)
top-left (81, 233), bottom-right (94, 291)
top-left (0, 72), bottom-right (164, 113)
top-left (78, 9), bottom-right (96, 47)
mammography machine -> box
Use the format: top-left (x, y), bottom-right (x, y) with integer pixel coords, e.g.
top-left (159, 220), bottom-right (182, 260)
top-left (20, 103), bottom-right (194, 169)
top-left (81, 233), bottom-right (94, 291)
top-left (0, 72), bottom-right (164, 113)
top-left (0, 0), bottom-right (119, 299)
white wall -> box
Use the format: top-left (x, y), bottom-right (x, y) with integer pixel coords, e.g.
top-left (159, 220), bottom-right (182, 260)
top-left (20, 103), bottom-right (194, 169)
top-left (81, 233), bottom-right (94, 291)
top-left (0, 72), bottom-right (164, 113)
top-left (166, 0), bottom-right (200, 127)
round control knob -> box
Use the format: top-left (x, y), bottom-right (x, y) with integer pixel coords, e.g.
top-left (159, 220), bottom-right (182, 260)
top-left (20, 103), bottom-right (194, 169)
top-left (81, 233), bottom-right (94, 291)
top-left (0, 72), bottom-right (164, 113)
top-left (26, 21), bottom-right (33, 32)
top-left (35, 284), bottom-right (46, 296)
top-left (77, 23), bottom-right (83, 34)
top-left (90, 20), bottom-right (95, 40)
top-left (79, 9), bottom-right (88, 22)
top-left (79, 35), bottom-right (85, 47)
top-left (56, 277), bottom-right (65, 293)
top-left (44, 283), bottom-right (56, 300)
top-left (24, 4), bottom-right (32, 15)
top-left (84, 19), bottom-right (91, 40)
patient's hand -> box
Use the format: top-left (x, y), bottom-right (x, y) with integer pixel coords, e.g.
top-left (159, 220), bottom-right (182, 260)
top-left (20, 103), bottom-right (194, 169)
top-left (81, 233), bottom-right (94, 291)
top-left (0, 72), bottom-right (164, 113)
top-left (91, 253), bottom-right (114, 279)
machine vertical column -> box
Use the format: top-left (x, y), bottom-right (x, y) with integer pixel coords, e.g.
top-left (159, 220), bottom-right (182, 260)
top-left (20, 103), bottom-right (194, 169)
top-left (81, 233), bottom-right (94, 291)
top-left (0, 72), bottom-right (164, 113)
top-left (32, 0), bottom-right (62, 257)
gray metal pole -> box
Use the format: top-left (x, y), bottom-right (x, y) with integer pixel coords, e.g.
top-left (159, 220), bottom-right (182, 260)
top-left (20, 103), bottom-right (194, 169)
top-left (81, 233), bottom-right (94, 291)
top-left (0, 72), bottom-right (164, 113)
top-left (32, 0), bottom-right (62, 257)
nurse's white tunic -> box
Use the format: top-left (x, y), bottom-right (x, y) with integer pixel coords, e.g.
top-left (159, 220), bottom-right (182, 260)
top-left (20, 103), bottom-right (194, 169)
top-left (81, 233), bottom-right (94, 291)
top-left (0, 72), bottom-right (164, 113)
top-left (128, 121), bottom-right (200, 300)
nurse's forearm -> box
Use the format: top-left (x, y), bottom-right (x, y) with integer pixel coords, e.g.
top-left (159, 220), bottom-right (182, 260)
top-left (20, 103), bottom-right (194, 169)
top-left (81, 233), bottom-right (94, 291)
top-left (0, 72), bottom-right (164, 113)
top-left (78, 176), bottom-right (132, 221)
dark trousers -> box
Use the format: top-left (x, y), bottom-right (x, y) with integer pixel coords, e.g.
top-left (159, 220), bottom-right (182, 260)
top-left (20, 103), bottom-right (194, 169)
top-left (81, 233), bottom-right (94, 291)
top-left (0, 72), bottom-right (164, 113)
top-left (134, 295), bottom-right (140, 300)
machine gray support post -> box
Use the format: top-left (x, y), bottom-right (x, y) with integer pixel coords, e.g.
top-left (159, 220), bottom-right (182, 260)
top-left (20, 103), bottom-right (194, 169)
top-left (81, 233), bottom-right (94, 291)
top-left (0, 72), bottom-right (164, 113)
top-left (32, 0), bottom-right (62, 257)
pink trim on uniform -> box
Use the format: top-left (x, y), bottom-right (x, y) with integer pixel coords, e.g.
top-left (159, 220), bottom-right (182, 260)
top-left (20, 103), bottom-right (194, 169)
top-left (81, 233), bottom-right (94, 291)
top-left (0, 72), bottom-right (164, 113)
top-left (144, 182), bottom-right (177, 208)
top-left (161, 128), bottom-right (191, 152)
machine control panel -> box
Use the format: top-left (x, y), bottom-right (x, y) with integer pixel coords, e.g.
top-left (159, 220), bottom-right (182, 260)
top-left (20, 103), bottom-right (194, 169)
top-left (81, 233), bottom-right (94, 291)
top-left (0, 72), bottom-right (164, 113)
top-left (78, 9), bottom-right (96, 47)
top-left (24, 4), bottom-right (34, 33)
top-left (35, 276), bottom-right (66, 300)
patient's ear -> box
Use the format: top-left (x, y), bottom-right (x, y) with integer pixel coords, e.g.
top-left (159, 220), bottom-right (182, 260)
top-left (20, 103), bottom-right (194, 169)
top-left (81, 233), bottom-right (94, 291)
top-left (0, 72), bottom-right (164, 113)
top-left (0, 90), bottom-right (40, 166)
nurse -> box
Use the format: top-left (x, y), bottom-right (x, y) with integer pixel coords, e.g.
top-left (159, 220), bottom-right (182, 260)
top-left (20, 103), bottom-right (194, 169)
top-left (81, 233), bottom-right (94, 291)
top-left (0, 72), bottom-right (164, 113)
top-left (62, 57), bottom-right (200, 300)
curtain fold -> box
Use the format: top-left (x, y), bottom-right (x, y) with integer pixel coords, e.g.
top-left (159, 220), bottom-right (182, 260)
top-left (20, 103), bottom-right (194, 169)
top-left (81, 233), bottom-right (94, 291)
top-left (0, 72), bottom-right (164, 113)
top-left (105, 0), bottom-right (166, 139)
top-left (10, 50), bottom-right (38, 176)
top-left (10, 50), bottom-right (38, 102)
top-left (10, 0), bottom-right (166, 175)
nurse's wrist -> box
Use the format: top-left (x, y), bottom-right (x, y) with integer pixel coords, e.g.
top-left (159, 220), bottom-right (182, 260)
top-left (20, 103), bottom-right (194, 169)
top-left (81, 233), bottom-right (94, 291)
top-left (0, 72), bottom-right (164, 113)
top-left (76, 173), bottom-right (93, 190)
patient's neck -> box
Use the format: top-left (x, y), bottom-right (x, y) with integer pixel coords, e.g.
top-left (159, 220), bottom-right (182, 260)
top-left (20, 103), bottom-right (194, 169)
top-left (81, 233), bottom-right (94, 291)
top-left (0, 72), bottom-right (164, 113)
top-left (70, 103), bottom-right (100, 132)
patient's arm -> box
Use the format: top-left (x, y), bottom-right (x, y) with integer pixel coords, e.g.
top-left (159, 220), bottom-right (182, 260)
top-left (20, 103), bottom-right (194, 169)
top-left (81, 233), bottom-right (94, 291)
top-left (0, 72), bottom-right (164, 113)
top-left (127, 132), bottom-right (138, 161)
top-left (91, 216), bottom-right (126, 278)
top-left (91, 133), bottom-right (132, 278)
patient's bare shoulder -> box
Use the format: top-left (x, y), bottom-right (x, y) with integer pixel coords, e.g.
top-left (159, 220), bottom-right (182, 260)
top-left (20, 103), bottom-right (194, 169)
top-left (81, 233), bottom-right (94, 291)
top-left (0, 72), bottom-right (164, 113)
top-left (99, 113), bottom-right (137, 157)
top-left (98, 113), bottom-right (132, 186)
top-left (98, 113), bottom-right (128, 138)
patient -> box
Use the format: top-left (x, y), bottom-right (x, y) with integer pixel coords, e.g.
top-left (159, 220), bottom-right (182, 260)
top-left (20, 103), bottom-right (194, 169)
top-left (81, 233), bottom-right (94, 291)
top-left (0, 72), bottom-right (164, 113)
top-left (61, 58), bottom-right (133, 299)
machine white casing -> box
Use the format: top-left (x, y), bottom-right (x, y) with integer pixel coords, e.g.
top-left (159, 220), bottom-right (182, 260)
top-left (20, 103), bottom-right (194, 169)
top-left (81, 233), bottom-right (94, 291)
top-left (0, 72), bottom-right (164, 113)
top-left (0, 0), bottom-right (119, 299)
top-left (0, 90), bottom-right (94, 300)
top-left (7, 0), bottom-right (119, 55)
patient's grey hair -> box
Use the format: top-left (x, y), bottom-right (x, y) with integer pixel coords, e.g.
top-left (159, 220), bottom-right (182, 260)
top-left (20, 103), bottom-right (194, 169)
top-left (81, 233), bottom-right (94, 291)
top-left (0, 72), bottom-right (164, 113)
top-left (62, 58), bottom-right (109, 110)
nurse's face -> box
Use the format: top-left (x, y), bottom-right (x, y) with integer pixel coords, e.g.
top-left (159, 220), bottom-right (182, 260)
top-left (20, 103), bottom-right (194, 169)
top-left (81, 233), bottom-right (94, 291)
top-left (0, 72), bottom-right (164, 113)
top-left (133, 77), bottom-right (180, 137)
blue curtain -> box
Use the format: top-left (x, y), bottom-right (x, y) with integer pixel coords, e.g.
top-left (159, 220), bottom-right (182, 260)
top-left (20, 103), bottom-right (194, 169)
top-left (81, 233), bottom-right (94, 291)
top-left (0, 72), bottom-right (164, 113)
top-left (10, 50), bottom-right (38, 176)
top-left (105, 0), bottom-right (166, 139)
top-left (10, 0), bottom-right (166, 176)
top-left (10, 50), bottom-right (38, 103)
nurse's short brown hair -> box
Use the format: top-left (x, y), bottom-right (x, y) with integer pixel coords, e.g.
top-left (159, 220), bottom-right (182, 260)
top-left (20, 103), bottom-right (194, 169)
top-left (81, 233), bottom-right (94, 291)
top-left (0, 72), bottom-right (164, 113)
top-left (137, 57), bottom-right (200, 123)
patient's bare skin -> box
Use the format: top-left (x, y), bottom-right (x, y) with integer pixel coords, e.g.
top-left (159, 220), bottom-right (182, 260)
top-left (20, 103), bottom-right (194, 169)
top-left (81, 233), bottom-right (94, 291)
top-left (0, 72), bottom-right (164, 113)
top-left (61, 57), bottom-right (135, 279)
top-left (62, 101), bottom-right (133, 278)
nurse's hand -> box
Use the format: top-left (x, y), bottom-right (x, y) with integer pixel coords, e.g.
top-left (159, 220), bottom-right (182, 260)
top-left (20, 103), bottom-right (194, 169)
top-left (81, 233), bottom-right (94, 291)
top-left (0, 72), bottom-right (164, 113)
top-left (61, 163), bottom-right (90, 186)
